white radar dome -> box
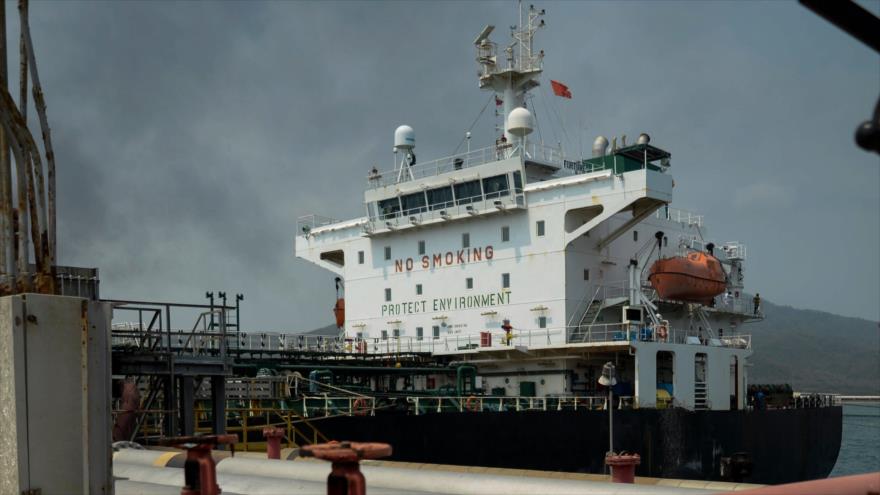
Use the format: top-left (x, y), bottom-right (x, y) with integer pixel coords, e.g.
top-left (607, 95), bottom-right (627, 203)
top-left (637, 133), bottom-right (651, 145)
top-left (506, 107), bottom-right (534, 137)
top-left (394, 125), bottom-right (415, 150)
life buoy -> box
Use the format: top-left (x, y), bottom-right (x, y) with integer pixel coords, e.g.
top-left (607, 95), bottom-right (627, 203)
top-left (464, 396), bottom-right (480, 412)
top-left (352, 398), bottom-right (370, 416)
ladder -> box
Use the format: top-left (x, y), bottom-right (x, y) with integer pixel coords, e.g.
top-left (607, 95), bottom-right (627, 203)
top-left (694, 381), bottom-right (708, 410)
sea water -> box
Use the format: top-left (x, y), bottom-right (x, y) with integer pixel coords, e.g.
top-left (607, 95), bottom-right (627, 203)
top-left (830, 403), bottom-right (880, 476)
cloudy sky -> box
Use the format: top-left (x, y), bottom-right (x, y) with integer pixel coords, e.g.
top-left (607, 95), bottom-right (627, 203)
top-left (9, 0), bottom-right (879, 330)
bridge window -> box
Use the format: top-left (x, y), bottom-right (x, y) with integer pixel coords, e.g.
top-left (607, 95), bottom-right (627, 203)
top-left (427, 186), bottom-right (454, 210)
top-left (502, 225), bottom-right (510, 242)
top-left (358, 251), bottom-right (364, 264)
top-left (536, 220), bottom-right (545, 237)
top-left (513, 171), bottom-right (523, 191)
top-left (454, 180), bottom-right (482, 205)
top-left (432, 325), bottom-right (440, 339)
top-left (416, 327), bottom-right (424, 340)
top-left (384, 246), bottom-right (391, 260)
top-left (381, 330), bottom-right (388, 340)
top-left (462, 232), bottom-right (470, 248)
top-left (378, 198), bottom-right (400, 218)
top-left (418, 240), bottom-right (425, 255)
top-left (385, 288), bottom-right (392, 302)
top-left (502, 273), bottom-right (510, 289)
top-left (416, 284), bottom-right (423, 295)
top-left (538, 316), bottom-right (547, 328)
top-left (401, 191), bottom-right (427, 214)
top-left (466, 277), bottom-right (473, 289)
top-left (482, 174), bottom-right (509, 199)
top-left (392, 328), bottom-right (400, 338)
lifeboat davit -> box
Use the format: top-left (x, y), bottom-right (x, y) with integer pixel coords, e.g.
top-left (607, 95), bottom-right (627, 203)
top-left (648, 252), bottom-right (726, 304)
top-left (333, 298), bottom-right (345, 328)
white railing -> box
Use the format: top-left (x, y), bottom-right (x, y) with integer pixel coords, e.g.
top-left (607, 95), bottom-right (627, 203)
top-left (114, 323), bottom-right (751, 357)
top-left (406, 395), bottom-right (634, 415)
top-left (368, 142), bottom-right (566, 188)
top-left (654, 207), bottom-right (703, 228)
top-left (296, 214), bottom-right (339, 235)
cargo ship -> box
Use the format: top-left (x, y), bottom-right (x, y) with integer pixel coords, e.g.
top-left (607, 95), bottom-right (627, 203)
top-left (287, 3), bottom-right (842, 484)
top-left (116, 3), bottom-right (843, 486)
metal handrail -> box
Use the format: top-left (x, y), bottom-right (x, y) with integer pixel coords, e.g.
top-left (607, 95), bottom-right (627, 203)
top-left (405, 395), bottom-right (635, 415)
top-left (112, 324), bottom-right (751, 358)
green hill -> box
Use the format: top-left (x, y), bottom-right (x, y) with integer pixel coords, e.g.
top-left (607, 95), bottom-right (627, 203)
top-left (745, 299), bottom-right (879, 395)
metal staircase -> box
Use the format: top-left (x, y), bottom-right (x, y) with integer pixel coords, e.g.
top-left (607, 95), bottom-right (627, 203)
top-left (568, 287), bottom-right (602, 343)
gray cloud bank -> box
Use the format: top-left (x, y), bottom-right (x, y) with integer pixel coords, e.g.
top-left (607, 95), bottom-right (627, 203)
top-left (10, 1), bottom-right (878, 330)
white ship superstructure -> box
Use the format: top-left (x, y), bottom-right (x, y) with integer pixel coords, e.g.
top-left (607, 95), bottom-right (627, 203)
top-left (296, 4), bottom-right (761, 412)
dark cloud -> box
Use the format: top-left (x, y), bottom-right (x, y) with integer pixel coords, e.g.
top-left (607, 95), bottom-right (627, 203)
top-left (8, 1), bottom-right (878, 329)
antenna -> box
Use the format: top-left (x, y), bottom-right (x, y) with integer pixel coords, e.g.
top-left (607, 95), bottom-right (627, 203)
top-left (474, 2), bottom-right (546, 143)
top-left (473, 25), bottom-right (495, 45)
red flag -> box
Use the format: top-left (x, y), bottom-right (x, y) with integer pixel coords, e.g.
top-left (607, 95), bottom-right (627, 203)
top-left (551, 80), bottom-right (572, 99)
top-left (495, 96), bottom-right (503, 106)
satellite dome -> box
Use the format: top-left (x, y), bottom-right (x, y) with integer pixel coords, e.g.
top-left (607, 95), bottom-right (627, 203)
top-left (394, 125), bottom-right (415, 150)
top-left (592, 136), bottom-right (609, 157)
top-left (637, 133), bottom-right (651, 145)
top-left (506, 107), bottom-right (534, 137)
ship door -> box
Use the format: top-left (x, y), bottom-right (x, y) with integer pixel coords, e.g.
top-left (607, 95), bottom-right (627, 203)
top-left (656, 351), bottom-right (674, 409)
top-left (730, 356), bottom-right (739, 410)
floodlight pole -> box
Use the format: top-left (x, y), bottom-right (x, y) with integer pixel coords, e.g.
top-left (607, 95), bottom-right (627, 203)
top-left (608, 384), bottom-right (613, 455)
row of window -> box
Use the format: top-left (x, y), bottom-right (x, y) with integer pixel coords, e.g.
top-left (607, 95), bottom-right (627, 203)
top-left (384, 274), bottom-right (510, 301)
top-left (363, 327), bottom-right (441, 341)
top-left (365, 317), bottom-right (550, 341)
top-left (374, 172), bottom-right (522, 219)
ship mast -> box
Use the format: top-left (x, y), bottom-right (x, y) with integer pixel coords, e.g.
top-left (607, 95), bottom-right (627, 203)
top-left (474, 2), bottom-right (545, 143)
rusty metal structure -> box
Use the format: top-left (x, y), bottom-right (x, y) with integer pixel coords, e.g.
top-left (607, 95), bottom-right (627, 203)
top-left (301, 441), bottom-right (393, 495)
top-left (160, 434), bottom-right (238, 495)
top-left (0, 0), bottom-right (58, 295)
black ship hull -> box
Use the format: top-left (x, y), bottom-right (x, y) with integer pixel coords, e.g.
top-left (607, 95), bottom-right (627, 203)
top-left (309, 406), bottom-right (842, 485)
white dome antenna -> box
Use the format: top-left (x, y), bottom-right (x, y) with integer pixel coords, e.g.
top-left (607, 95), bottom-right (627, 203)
top-left (393, 125), bottom-right (416, 183)
top-left (506, 107), bottom-right (534, 137)
top-left (506, 107), bottom-right (534, 156)
top-left (394, 125), bottom-right (415, 151)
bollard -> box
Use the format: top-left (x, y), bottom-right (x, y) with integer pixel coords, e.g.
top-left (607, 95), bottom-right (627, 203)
top-left (263, 427), bottom-right (285, 460)
top-left (605, 453), bottom-right (641, 484)
top-left (300, 441), bottom-right (392, 495)
top-left (161, 434), bottom-right (238, 495)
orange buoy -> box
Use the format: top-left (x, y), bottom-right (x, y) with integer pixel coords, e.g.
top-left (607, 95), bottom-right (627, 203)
top-left (333, 298), bottom-right (345, 328)
top-left (648, 252), bottom-right (726, 304)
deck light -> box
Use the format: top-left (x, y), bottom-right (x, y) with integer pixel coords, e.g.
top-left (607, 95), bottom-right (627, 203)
top-left (598, 361), bottom-right (617, 456)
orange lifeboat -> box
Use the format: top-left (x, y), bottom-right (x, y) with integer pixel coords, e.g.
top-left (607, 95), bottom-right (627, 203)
top-left (648, 252), bottom-right (726, 304)
top-left (333, 298), bottom-right (345, 328)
